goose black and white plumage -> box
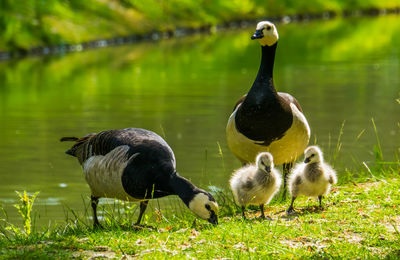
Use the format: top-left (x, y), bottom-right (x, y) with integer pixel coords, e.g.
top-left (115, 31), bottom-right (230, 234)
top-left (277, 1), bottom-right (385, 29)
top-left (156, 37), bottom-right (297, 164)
top-left (61, 128), bottom-right (218, 227)
top-left (287, 146), bottom-right (337, 214)
top-left (226, 21), bottom-right (310, 186)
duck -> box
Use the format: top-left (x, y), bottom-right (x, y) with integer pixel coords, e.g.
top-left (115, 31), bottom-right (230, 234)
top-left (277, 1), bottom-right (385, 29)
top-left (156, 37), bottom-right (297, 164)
top-left (286, 146), bottom-right (337, 214)
top-left (60, 128), bottom-right (219, 227)
top-left (229, 152), bottom-right (282, 219)
top-left (226, 21), bottom-right (310, 188)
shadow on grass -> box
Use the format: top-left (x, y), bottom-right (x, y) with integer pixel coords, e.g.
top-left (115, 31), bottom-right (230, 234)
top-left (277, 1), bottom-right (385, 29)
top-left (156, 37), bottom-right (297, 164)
top-left (282, 205), bottom-right (326, 220)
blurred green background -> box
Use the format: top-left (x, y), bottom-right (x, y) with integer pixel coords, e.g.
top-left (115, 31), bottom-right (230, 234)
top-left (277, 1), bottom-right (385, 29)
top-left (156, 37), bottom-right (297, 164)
top-left (1, 0), bottom-right (400, 52)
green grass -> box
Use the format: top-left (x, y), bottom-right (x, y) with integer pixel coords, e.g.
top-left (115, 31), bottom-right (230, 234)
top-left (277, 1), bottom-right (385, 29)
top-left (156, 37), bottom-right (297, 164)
top-left (1, 172), bottom-right (399, 259)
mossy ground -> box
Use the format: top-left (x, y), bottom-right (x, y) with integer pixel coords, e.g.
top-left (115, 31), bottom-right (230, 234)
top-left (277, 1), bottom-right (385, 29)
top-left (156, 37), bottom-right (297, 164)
top-left (1, 175), bottom-right (399, 259)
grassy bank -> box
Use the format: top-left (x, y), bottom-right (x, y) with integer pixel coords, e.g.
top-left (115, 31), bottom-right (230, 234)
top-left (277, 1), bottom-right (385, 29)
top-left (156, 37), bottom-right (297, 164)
top-left (1, 0), bottom-right (400, 53)
top-left (1, 169), bottom-right (399, 258)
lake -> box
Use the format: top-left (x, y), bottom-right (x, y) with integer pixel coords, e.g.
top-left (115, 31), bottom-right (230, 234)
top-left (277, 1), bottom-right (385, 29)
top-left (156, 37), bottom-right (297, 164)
top-left (0, 15), bottom-right (399, 227)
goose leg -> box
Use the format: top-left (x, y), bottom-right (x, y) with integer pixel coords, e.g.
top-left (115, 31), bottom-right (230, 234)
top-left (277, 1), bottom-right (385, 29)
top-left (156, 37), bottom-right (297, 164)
top-left (91, 195), bottom-right (101, 228)
top-left (135, 201), bottom-right (149, 225)
top-left (283, 162), bottom-right (293, 188)
top-left (286, 196), bottom-right (297, 215)
top-left (281, 162), bottom-right (293, 200)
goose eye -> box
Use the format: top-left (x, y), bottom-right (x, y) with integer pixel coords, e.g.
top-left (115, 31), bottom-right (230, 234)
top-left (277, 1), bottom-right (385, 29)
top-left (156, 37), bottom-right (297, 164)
top-left (205, 204), bottom-right (211, 211)
top-left (266, 26), bottom-right (271, 31)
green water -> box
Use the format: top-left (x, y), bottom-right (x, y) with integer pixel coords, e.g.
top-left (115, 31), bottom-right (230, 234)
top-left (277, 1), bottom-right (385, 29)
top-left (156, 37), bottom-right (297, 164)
top-left (0, 16), bottom-right (399, 226)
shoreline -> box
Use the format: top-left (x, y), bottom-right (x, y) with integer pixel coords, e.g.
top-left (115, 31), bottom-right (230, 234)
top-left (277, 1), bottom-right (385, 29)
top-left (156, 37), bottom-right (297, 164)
top-left (1, 6), bottom-right (399, 62)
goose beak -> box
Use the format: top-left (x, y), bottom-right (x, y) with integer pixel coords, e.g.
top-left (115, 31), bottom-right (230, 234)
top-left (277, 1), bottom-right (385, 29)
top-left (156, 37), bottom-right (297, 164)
top-left (207, 212), bottom-right (218, 225)
top-left (265, 166), bottom-right (271, 173)
top-left (251, 29), bottom-right (264, 40)
top-left (304, 157), bottom-right (311, 163)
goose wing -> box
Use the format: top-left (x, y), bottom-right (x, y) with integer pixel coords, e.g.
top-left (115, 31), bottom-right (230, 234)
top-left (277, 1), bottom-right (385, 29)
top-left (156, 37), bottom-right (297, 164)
top-left (278, 92), bottom-right (303, 112)
top-left (232, 94), bottom-right (247, 112)
top-left (323, 163), bottom-right (337, 185)
top-left (83, 145), bottom-right (139, 175)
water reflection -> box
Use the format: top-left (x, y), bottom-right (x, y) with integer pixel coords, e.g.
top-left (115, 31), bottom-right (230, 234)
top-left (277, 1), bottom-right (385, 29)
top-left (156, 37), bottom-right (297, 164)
top-left (0, 15), bottom-right (399, 226)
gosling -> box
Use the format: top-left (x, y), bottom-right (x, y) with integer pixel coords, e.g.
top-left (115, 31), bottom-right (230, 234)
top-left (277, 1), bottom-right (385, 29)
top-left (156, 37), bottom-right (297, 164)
top-left (230, 152), bottom-right (282, 219)
top-left (287, 146), bottom-right (337, 214)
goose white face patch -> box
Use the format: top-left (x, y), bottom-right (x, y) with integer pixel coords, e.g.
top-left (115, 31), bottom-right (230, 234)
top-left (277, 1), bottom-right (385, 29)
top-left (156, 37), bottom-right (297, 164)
top-left (255, 21), bottom-right (279, 46)
top-left (83, 145), bottom-right (139, 201)
top-left (188, 193), bottom-right (219, 220)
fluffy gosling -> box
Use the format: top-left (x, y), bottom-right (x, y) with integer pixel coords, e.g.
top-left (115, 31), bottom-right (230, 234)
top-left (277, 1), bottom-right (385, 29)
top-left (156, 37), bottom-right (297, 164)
top-left (287, 146), bottom-right (337, 214)
top-left (230, 152), bottom-right (282, 219)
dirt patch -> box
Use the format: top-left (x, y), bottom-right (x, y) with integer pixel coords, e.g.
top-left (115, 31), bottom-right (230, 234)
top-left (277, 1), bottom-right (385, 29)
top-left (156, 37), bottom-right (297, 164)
top-left (280, 236), bottom-right (327, 252)
top-left (383, 215), bottom-right (400, 233)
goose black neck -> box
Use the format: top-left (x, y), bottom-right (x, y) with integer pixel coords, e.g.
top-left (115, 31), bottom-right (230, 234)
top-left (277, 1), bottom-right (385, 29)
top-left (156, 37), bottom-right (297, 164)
top-left (256, 43), bottom-right (277, 81)
top-left (243, 43), bottom-right (278, 105)
top-left (169, 172), bottom-right (198, 206)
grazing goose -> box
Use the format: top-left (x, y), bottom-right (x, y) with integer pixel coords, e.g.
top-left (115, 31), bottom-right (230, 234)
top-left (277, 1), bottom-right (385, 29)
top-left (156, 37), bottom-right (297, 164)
top-left (230, 152), bottom-right (282, 219)
top-left (226, 21), bottom-right (310, 187)
top-left (287, 146), bottom-right (337, 214)
top-left (61, 128), bottom-right (218, 227)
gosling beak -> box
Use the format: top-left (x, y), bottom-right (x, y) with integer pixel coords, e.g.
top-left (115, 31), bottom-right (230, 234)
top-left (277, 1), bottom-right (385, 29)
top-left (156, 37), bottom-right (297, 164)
top-left (251, 29), bottom-right (264, 40)
top-left (304, 157), bottom-right (311, 163)
top-left (207, 212), bottom-right (218, 225)
top-left (265, 166), bottom-right (271, 173)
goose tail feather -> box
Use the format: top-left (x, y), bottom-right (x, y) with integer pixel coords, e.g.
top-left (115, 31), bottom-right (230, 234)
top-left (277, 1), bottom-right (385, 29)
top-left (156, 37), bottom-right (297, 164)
top-left (60, 137), bottom-right (79, 142)
top-left (60, 133), bottom-right (97, 157)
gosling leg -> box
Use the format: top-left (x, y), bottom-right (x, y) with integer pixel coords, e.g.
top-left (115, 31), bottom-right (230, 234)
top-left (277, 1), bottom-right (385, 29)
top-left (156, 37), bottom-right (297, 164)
top-left (91, 195), bottom-right (101, 228)
top-left (260, 204), bottom-right (265, 219)
top-left (318, 195), bottom-right (323, 208)
top-left (286, 196), bottom-right (297, 215)
top-left (241, 206), bottom-right (246, 220)
top-left (260, 204), bottom-right (272, 220)
top-left (135, 201), bottom-right (149, 225)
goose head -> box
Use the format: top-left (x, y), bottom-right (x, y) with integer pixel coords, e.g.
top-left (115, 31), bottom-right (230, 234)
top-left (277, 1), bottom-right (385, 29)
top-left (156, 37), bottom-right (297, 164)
top-left (251, 21), bottom-right (279, 47)
top-left (256, 152), bottom-right (274, 173)
top-left (304, 146), bottom-right (323, 164)
top-left (188, 191), bottom-right (219, 225)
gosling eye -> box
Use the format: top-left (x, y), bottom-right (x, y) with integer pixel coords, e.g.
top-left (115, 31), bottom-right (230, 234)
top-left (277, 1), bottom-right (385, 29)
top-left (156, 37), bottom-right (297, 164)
top-left (205, 204), bottom-right (211, 211)
top-left (261, 160), bottom-right (270, 167)
top-left (266, 25), bottom-right (272, 31)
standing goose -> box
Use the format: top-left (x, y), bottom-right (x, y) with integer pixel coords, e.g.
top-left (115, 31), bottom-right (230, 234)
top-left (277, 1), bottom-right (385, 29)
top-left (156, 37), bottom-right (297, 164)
top-left (226, 21), bottom-right (310, 186)
top-left (61, 128), bottom-right (218, 227)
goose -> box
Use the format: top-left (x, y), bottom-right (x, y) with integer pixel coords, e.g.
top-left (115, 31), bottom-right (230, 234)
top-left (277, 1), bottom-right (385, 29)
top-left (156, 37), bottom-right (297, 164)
top-left (229, 152), bottom-right (282, 219)
top-left (287, 146), bottom-right (337, 214)
top-left (226, 21), bottom-right (310, 188)
top-left (60, 128), bottom-right (219, 227)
